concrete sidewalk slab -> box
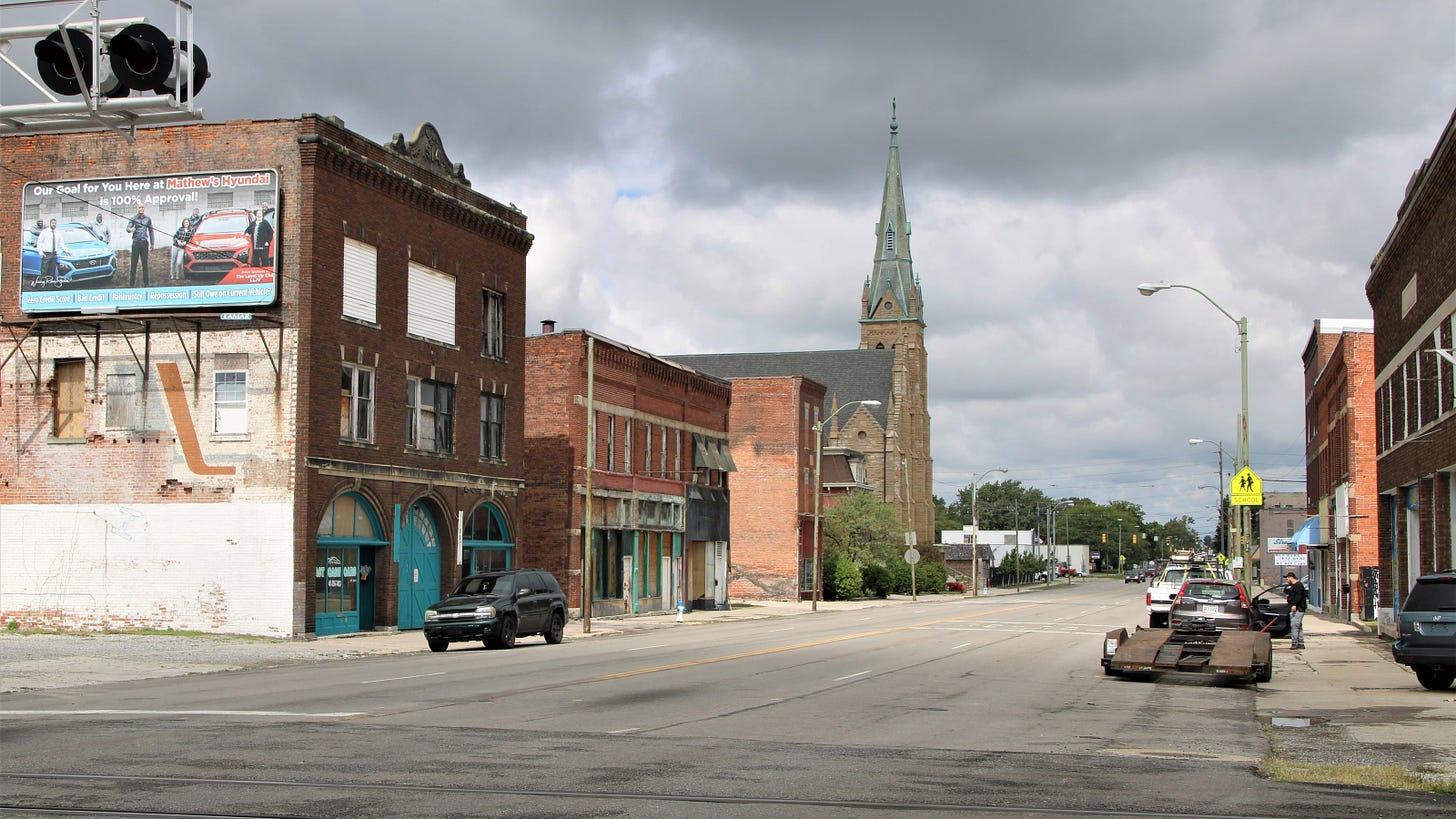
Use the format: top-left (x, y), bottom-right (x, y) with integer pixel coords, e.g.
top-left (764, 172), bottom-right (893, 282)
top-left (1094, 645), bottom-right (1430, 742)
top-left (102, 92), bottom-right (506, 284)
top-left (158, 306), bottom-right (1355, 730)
top-left (1257, 612), bottom-right (1456, 777)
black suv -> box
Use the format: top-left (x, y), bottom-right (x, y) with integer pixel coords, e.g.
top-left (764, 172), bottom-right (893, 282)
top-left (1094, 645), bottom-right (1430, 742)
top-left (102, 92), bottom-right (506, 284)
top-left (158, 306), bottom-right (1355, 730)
top-left (423, 569), bottom-right (568, 652)
top-left (1392, 570), bottom-right (1456, 690)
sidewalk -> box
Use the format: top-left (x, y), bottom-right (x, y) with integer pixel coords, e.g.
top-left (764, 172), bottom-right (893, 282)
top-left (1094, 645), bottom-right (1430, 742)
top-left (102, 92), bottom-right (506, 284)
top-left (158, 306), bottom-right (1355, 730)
top-left (1256, 611), bottom-right (1456, 779)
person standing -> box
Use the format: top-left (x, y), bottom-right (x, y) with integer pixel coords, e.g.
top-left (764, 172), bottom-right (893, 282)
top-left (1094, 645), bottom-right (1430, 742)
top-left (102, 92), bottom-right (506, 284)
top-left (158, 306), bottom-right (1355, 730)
top-left (126, 203), bottom-right (155, 287)
top-left (248, 208), bottom-right (273, 267)
top-left (36, 217), bottom-right (70, 282)
top-left (91, 213), bottom-right (111, 246)
top-left (1284, 571), bottom-right (1308, 650)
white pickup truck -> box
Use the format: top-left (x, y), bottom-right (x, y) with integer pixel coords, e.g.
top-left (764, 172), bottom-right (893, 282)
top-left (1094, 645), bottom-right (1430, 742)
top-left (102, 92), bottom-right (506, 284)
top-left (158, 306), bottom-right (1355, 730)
top-left (1146, 559), bottom-right (1231, 627)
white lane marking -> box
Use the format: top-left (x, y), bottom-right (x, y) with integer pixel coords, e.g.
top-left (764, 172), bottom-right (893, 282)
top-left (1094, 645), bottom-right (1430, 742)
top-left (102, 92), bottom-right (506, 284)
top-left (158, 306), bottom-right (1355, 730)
top-left (2, 709), bottom-right (363, 718)
top-left (764, 627), bottom-right (794, 633)
top-left (951, 642), bottom-right (975, 650)
top-left (626, 644), bottom-right (671, 652)
top-left (833, 670), bottom-right (872, 682)
top-left (607, 728), bottom-right (639, 734)
top-left (359, 671), bottom-right (446, 684)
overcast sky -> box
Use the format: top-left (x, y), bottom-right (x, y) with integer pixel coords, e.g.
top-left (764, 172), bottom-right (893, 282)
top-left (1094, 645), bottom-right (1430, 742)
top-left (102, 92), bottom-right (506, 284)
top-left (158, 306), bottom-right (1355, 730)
top-left (5, 1), bottom-right (1455, 535)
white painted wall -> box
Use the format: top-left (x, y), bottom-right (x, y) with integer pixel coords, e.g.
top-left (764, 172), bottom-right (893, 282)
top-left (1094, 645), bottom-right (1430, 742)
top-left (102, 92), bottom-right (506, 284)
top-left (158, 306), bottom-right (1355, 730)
top-left (0, 501), bottom-right (295, 637)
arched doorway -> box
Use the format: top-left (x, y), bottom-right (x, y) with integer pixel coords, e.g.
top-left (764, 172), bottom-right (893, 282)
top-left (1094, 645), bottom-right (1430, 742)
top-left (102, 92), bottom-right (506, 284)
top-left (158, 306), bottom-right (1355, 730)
top-left (316, 492), bottom-right (387, 636)
top-left (463, 502), bottom-right (514, 573)
top-left (397, 499), bottom-right (443, 630)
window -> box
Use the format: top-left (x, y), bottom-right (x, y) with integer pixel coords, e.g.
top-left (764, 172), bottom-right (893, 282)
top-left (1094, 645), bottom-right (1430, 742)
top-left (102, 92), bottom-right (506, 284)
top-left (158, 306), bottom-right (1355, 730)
top-left (342, 239), bottom-right (378, 323)
top-left (625, 420), bottom-right (633, 474)
top-left (407, 262), bottom-right (456, 345)
top-left (105, 372), bottom-right (138, 429)
top-left (214, 368), bottom-right (248, 434)
top-left (1402, 275), bottom-right (1417, 317)
top-left (605, 413), bottom-right (615, 471)
top-left (886, 226), bottom-right (895, 255)
top-left (407, 376), bottom-right (454, 453)
top-left (644, 422), bottom-right (654, 474)
top-left (54, 359), bottom-right (85, 438)
top-left (480, 392), bottom-right (503, 460)
top-left (341, 364), bottom-right (374, 442)
top-left (482, 289), bottom-right (504, 358)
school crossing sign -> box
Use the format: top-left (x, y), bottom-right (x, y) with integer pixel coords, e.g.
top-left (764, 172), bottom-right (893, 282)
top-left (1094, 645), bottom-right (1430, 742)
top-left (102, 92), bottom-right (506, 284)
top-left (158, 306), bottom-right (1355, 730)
top-left (1229, 466), bottom-right (1264, 507)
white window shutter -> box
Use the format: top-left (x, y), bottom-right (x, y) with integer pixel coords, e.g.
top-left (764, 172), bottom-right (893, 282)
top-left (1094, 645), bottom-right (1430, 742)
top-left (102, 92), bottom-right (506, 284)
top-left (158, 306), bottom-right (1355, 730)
top-left (408, 262), bottom-right (456, 345)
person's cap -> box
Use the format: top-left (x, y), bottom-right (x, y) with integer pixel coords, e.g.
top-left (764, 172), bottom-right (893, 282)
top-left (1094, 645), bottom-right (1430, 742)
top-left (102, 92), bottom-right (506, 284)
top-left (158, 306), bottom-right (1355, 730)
top-left (1284, 572), bottom-right (1298, 579)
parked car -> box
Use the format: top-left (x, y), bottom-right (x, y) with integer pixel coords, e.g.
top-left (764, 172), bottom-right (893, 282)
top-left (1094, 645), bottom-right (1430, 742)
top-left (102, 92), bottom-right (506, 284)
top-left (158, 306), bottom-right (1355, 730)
top-left (182, 209), bottom-right (254, 277)
top-left (1124, 571), bottom-right (1144, 583)
top-left (21, 222), bottom-right (117, 286)
top-left (1391, 570), bottom-right (1456, 691)
top-left (423, 569), bottom-right (568, 652)
top-left (1147, 556), bottom-right (1230, 627)
top-left (1168, 579), bottom-right (1257, 633)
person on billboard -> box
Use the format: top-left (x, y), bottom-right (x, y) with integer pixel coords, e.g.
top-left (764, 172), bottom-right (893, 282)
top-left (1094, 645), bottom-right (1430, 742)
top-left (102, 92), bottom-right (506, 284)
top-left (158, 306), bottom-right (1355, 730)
top-left (170, 209), bottom-right (200, 281)
top-left (36, 217), bottom-right (71, 283)
top-left (249, 207), bottom-right (274, 267)
top-left (126, 203), bottom-right (155, 287)
top-left (90, 213), bottom-right (111, 246)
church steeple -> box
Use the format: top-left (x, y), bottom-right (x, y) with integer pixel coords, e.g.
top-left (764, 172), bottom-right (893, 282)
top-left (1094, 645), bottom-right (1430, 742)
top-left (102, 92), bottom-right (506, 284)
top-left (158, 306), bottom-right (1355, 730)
top-left (862, 99), bottom-right (922, 327)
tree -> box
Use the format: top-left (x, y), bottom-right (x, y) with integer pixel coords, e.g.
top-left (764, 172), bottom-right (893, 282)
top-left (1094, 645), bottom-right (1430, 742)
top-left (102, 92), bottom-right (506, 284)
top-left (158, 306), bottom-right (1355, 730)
top-left (823, 492), bottom-right (904, 566)
top-left (934, 495), bottom-right (962, 534)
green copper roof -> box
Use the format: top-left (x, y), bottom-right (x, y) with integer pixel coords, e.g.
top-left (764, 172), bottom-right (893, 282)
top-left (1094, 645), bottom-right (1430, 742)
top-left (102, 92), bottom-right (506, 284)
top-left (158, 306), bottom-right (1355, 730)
top-left (864, 100), bottom-right (922, 325)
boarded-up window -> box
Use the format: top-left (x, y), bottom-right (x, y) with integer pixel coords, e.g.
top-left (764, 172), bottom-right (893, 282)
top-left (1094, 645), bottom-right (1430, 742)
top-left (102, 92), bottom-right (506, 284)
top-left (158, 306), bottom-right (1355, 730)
top-left (342, 238), bottom-right (378, 323)
top-left (407, 262), bottom-right (456, 345)
top-left (54, 359), bottom-right (85, 438)
top-left (105, 372), bottom-right (138, 429)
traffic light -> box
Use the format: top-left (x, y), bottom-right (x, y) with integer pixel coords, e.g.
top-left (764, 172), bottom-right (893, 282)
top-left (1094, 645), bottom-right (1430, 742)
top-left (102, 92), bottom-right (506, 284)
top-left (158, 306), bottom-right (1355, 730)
top-left (1101, 532), bottom-right (1107, 543)
top-left (34, 23), bottom-right (208, 100)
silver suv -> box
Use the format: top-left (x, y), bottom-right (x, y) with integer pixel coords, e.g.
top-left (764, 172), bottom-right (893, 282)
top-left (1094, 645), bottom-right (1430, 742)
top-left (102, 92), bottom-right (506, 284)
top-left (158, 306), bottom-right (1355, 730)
top-left (1392, 570), bottom-right (1456, 691)
top-left (1147, 557), bottom-right (1230, 627)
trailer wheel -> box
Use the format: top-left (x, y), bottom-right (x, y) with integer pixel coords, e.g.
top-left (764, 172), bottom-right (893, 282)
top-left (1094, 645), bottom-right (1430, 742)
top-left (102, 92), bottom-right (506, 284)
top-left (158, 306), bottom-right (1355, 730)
top-left (1255, 664), bottom-right (1272, 684)
top-left (1103, 664), bottom-right (1122, 677)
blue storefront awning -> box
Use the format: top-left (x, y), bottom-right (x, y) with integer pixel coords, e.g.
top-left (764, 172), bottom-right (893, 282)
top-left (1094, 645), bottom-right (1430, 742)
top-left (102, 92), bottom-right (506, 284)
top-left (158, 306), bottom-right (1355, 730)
top-left (1290, 516), bottom-right (1321, 548)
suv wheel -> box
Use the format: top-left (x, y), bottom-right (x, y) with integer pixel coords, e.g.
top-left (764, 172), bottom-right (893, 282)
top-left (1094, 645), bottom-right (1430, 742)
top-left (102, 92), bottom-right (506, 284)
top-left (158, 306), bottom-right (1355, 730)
top-left (544, 611), bottom-right (565, 644)
top-left (1414, 667), bottom-right (1455, 690)
top-left (487, 615), bottom-right (518, 650)
top-left (427, 639), bottom-right (448, 653)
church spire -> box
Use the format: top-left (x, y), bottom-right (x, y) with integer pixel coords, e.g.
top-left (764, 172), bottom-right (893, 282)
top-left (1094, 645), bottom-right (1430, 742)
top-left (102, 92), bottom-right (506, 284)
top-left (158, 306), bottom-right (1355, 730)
top-left (863, 99), bottom-right (922, 326)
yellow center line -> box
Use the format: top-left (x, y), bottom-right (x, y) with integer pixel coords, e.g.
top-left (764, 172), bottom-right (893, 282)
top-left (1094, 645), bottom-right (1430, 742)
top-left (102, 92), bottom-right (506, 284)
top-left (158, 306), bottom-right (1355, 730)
top-left (592, 600), bottom-right (1052, 682)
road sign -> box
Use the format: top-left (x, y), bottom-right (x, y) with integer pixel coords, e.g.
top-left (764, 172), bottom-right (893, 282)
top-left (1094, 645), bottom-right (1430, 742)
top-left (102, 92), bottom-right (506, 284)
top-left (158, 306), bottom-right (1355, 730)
top-left (1229, 466), bottom-right (1264, 507)
top-left (904, 548), bottom-right (921, 565)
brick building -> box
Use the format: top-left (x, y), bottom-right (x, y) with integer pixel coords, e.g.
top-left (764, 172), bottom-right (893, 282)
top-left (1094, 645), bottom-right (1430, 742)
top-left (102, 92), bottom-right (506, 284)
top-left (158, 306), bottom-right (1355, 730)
top-left (1301, 319), bottom-right (1378, 621)
top-left (0, 116), bottom-right (531, 637)
top-left (718, 376), bottom-right (831, 600)
top-left (1365, 107), bottom-right (1456, 635)
top-left (522, 327), bottom-right (733, 615)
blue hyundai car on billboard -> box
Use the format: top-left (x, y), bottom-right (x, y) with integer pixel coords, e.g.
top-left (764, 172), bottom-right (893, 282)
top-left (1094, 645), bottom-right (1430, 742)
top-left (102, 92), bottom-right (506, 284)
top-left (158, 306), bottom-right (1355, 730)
top-left (22, 222), bottom-right (117, 287)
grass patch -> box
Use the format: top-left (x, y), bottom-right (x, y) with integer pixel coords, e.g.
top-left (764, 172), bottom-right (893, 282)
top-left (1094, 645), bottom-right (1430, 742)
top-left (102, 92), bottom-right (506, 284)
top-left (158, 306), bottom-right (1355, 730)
top-left (0, 626), bottom-right (271, 642)
top-left (1260, 758), bottom-right (1456, 794)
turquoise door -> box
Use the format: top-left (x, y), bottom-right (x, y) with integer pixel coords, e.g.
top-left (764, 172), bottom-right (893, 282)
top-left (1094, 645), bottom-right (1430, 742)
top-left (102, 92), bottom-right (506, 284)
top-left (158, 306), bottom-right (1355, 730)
top-left (397, 502), bottom-right (442, 630)
top-left (315, 493), bottom-right (385, 637)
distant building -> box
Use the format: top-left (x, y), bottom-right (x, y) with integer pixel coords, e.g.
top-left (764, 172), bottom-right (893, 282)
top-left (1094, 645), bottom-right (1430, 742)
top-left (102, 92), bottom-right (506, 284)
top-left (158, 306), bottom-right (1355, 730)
top-left (1300, 319), bottom-right (1378, 621)
top-left (522, 327), bottom-right (733, 614)
top-left (1365, 107), bottom-right (1456, 636)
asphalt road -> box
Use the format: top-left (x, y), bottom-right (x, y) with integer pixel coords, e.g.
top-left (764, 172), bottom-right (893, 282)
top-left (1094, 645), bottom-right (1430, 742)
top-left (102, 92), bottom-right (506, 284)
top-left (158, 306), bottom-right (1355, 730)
top-left (1, 582), bottom-right (1447, 818)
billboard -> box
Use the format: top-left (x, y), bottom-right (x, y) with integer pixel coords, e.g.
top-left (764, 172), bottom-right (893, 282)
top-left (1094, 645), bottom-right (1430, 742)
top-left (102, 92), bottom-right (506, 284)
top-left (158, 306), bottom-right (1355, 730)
top-left (19, 169), bottom-right (279, 314)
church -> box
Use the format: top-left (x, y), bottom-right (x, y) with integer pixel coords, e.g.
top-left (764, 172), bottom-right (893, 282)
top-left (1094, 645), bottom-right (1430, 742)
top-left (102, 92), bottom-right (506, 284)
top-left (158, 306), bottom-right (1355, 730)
top-left (671, 106), bottom-right (934, 552)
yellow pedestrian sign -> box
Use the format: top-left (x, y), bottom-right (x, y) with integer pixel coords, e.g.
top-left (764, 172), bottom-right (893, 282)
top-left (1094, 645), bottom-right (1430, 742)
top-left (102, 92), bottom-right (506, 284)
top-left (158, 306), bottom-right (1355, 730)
top-left (1230, 466), bottom-right (1263, 507)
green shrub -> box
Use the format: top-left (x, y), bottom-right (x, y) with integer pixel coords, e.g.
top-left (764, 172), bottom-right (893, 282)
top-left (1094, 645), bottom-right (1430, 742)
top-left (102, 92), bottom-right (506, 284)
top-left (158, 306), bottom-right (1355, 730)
top-left (824, 549), bottom-right (864, 601)
top-left (861, 562), bottom-right (893, 598)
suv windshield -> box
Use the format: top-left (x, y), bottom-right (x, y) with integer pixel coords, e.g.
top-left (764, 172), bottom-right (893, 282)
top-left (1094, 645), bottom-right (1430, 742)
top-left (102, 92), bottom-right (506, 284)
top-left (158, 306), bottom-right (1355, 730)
top-left (454, 574), bottom-right (514, 596)
top-left (1405, 578), bottom-right (1456, 611)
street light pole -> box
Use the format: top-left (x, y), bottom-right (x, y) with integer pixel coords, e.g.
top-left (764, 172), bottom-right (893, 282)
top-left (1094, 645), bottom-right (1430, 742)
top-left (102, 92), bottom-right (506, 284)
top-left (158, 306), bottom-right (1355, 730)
top-left (1140, 282), bottom-right (1252, 587)
top-left (811, 399), bottom-right (882, 611)
top-left (968, 467), bottom-right (1009, 596)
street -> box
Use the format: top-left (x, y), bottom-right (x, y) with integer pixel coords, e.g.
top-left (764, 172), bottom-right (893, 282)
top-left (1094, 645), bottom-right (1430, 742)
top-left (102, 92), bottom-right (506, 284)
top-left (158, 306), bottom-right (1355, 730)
top-left (1, 581), bottom-right (1447, 817)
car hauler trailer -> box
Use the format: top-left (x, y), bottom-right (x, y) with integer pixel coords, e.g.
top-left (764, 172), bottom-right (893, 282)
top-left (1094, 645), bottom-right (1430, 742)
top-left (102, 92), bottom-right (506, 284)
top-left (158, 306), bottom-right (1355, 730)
top-left (1101, 627), bottom-right (1272, 684)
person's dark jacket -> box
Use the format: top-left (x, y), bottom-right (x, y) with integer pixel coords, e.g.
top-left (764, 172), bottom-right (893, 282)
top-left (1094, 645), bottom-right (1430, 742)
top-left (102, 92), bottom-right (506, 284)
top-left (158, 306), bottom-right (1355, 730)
top-left (1284, 580), bottom-right (1308, 612)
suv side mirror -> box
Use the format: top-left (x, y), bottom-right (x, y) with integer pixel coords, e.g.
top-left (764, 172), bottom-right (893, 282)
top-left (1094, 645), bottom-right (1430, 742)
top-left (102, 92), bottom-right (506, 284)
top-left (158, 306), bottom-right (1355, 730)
top-left (518, 588), bottom-right (531, 597)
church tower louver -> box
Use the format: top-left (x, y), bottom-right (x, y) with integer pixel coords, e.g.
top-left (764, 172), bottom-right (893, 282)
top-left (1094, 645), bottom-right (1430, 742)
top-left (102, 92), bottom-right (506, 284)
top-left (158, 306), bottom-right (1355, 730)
top-left (860, 102), bottom-right (934, 544)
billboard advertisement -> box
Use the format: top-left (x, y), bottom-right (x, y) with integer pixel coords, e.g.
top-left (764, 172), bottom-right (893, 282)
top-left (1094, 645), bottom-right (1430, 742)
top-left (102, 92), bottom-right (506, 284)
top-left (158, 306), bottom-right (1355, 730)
top-left (19, 169), bottom-right (278, 314)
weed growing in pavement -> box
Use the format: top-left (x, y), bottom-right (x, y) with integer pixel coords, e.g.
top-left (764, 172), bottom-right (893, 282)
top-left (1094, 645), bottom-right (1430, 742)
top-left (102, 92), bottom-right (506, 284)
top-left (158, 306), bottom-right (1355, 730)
top-left (1260, 758), bottom-right (1456, 794)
